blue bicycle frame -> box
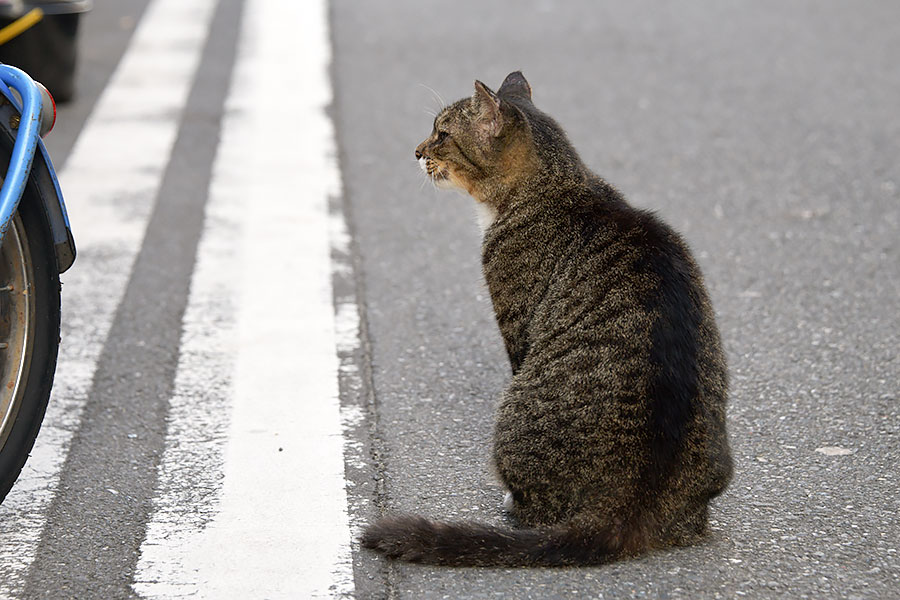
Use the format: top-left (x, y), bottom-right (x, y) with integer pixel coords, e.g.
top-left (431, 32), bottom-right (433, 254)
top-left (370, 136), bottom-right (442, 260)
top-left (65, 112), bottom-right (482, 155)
top-left (0, 64), bottom-right (75, 271)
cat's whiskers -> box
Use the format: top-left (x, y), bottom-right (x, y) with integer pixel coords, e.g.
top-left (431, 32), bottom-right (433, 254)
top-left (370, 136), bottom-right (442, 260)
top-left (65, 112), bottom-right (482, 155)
top-left (418, 83), bottom-right (446, 114)
top-left (418, 172), bottom-right (430, 191)
top-left (413, 158), bottom-right (435, 192)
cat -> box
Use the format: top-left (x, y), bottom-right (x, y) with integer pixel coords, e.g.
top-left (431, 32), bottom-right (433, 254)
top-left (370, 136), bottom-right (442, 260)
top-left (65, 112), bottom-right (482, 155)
top-left (361, 72), bottom-right (733, 567)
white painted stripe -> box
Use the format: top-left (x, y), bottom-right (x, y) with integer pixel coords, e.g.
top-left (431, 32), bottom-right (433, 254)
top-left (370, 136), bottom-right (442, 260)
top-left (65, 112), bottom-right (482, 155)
top-left (133, 0), bottom-right (354, 598)
top-left (0, 0), bottom-right (219, 595)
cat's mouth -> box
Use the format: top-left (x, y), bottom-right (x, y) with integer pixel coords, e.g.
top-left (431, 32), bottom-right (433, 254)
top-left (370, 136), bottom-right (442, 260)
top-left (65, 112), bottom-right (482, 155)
top-left (419, 156), bottom-right (454, 187)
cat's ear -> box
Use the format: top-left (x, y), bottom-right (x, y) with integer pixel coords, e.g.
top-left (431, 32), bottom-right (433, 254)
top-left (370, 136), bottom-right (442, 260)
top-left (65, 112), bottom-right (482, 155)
top-left (498, 71), bottom-right (532, 101)
top-left (473, 80), bottom-right (503, 137)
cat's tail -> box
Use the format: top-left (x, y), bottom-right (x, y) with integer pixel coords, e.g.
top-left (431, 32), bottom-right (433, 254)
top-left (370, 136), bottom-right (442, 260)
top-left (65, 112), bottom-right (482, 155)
top-left (360, 514), bottom-right (646, 567)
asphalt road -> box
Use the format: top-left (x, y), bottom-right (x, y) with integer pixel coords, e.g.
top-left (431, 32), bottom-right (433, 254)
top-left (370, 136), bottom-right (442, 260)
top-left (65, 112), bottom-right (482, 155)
top-left (332, 1), bottom-right (898, 598)
top-left (0, 0), bottom-right (897, 598)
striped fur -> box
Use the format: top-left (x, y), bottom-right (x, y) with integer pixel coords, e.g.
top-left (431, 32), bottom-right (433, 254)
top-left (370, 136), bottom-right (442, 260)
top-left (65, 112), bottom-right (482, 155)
top-left (363, 72), bottom-right (732, 566)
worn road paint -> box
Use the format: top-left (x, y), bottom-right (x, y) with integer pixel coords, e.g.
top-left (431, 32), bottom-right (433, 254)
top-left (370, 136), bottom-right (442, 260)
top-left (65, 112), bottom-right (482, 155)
top-left (133, 0), bottom-right (355, 597)
top-left (0, 0), bottom-right (219, 596)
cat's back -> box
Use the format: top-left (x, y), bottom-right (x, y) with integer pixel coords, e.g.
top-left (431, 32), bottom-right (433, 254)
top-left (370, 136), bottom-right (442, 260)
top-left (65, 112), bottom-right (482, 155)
top-left (492, 181), bottom-right (729, 420)
top-left (485, 179), bottom-right (710, 326)
top-left (544, 184), bottom-right (728, 395)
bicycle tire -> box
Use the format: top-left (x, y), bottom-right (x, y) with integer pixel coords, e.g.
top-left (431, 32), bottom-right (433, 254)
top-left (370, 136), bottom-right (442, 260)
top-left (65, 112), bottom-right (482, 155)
top-left (0, 195), bottom-right (61, 504)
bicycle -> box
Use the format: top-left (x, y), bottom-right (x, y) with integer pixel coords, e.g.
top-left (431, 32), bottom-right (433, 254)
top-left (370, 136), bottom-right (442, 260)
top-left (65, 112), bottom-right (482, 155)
top-left (0, 62), bottom-right (76, 503)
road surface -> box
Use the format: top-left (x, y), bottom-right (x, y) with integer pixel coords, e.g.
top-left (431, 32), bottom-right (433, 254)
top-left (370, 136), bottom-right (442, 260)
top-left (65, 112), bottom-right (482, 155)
top-left (0, 0), bottom-right (897, 598)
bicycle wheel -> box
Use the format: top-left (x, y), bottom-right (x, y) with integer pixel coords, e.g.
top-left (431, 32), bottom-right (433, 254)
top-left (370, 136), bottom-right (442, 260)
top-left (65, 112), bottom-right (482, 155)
top-left (0, 197), bottom-right (61, 504)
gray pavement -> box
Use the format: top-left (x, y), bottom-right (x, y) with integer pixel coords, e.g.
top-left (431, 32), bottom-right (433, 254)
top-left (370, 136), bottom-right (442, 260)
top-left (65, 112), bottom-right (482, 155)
top-left (25, 0), bottom-right (241, 597)
top-left (9, 0), bottom-right (898, 597)
top-left (331, 1), bottom-right (899, 597)
top-left (42, 0), bottom-right (151, 167)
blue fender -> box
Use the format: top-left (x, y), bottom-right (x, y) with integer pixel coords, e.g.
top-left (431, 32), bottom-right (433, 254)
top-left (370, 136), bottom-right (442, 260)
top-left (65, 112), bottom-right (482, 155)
top-left (0, 71), bottom-right (75, 273)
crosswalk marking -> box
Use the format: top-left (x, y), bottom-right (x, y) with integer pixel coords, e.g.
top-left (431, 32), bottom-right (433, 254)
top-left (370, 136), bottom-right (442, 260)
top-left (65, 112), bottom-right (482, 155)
top-left (0, 0), bottom-right (219, 596)
top-left (133, 0), bottom-right (355, 597)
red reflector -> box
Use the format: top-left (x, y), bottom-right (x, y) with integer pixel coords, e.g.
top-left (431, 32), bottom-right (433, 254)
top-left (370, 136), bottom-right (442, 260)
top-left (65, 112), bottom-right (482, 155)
top-left (36, 82), bottom-right (56, 137)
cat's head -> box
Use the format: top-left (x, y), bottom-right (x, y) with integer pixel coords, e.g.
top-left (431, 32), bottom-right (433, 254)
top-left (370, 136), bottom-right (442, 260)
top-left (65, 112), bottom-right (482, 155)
top-left (415, 71), bottom-right (538, 202)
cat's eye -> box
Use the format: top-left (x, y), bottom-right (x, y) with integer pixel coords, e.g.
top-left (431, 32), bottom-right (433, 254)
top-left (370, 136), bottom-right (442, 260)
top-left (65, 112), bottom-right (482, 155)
top-left (436, 131), bottom-right (450, 142)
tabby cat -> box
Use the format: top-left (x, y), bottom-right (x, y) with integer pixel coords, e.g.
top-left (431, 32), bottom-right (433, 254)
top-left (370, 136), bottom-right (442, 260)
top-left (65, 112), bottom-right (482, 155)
top-left (361, 72), bottom-right (733, 566)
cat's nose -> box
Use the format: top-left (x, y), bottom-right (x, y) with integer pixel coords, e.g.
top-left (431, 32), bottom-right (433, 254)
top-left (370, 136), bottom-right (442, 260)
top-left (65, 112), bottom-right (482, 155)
top-left (415, 148), bottom-right (423, 159)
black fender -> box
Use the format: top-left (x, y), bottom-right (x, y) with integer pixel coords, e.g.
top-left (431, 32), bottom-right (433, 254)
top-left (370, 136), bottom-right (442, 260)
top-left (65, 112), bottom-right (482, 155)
top-left (0, 92), bottom-right (76, 273)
